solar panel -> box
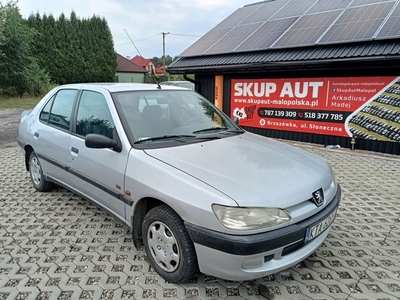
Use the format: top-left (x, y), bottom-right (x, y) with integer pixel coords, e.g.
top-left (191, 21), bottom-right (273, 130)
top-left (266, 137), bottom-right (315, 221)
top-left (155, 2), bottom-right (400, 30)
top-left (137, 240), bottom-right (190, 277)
top-left (236, 18), bottom-right (298, 51)
top-left (179, 0), bottom-right (400, 57)
top-left (306, 0), bottom-right (350, 14)
top-left (180, 27), bottom-right (233, 56)
top-left (319, 2), bottom-right (395, 43)
top-left (350, 0), bottom-right (395, 8)
top-left (270, 0), bottom-right (317, 20)
top-left (239, 0), bottom-right (291, 25)
top-left (213, 4), bottom-right (260, 29)
top-left (273, 10), bottom-right (342, 48)
top-left (204, 23), bottom-right (263, 55)
top-left (376, 2), bottom-right (400, 38)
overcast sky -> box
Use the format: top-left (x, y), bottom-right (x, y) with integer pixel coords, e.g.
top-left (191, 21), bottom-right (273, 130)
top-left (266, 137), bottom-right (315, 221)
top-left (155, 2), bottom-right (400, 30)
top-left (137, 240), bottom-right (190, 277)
top-left (17, 0), bottom-right (254, 59)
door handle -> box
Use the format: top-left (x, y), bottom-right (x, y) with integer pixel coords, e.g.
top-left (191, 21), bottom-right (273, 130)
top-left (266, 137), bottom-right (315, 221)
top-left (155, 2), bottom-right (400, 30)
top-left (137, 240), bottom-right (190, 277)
top-left (34, 132), bottom-right (39, 138)
top-left (71, 147), bottom-right (79, 154)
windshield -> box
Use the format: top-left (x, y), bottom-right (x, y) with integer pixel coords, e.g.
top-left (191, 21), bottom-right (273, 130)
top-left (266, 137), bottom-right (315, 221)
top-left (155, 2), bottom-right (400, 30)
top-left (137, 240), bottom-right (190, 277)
top-left (113, 90), bottom-right (241, 145)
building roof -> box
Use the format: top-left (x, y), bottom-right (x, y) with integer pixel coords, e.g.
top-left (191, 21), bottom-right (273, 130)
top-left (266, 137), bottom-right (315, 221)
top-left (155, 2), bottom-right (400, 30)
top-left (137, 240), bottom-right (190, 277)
top-left (155, 66), bottom-right (164, 74)
top-left (116, 54), bottom-right (147, 73)
top-left (168, 0), bottom-right (400, 73)
top-left (180, 0), bottom-right (400, 57)
top-left (131, 56), bottom-right (151, 68)
top-left (131, 56), bottom-right (164, 74)
top-left (130, 56), bottom-right (156, 68)
top-left (168, 40), bottom-right (400, 73)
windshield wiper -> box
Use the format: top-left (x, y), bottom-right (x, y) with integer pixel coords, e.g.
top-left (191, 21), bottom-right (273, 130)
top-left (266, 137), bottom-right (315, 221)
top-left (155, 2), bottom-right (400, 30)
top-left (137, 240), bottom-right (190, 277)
top-left (192, 127), bottom-right (228, 134)
top-left (134, 135), bottom-right (195, 144)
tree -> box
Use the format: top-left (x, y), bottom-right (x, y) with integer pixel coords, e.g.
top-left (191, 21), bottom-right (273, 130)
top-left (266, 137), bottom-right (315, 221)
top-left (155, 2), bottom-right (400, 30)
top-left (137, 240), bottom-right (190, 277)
top-left (28, 11), bottom-right (117, 84)
top-left (0, 1), bottom-right (50, 95)
top-left (0, 3), bottom-right (6, 49)
top-left (153, 55), bottom-right (175, 67)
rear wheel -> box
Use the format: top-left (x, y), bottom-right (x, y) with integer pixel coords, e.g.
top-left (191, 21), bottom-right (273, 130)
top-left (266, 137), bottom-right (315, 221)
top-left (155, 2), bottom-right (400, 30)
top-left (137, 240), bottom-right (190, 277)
top-left (142, 205), bottom-right (198, 283)
top-left (29, 151), bottom-right (53, 192)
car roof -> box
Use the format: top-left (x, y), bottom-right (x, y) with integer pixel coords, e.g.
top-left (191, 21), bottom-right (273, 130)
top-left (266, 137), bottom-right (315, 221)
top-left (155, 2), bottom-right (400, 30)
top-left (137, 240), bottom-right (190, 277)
top-left (55, 83), bottom-right (188, 93)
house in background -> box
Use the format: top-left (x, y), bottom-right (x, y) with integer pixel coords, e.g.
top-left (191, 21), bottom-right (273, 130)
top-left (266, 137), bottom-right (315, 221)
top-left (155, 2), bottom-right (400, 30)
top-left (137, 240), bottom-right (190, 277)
top-left (130, 55), bottom-right (164, 75)
top-left (115, 54), bottom-right (147, 83)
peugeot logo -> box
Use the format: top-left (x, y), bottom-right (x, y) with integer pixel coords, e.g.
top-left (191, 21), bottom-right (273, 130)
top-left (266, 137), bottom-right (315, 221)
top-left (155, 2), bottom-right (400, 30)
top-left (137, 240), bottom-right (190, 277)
top-left (312, 188), bottom-right (324, 207)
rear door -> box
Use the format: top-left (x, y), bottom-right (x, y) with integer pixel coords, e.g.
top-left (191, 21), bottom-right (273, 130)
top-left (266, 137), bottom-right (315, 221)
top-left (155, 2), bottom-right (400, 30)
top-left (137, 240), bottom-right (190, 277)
top-left (31, 89), bottom-right (78, 184)
top-left (68, 89), bottom-right (129, 219)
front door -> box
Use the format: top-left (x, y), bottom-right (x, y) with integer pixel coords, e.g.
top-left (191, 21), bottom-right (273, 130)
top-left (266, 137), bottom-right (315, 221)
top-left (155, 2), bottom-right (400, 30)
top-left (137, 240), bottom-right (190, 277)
top-left (68, 90), bottom-right (128, 219)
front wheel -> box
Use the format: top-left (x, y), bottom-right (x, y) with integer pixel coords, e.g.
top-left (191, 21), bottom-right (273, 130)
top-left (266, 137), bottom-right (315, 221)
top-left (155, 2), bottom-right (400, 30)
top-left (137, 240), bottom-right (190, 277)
top-left (29, 151), bottom-right (53, 192)
top-left (142, 205), bottom-right (198, 283)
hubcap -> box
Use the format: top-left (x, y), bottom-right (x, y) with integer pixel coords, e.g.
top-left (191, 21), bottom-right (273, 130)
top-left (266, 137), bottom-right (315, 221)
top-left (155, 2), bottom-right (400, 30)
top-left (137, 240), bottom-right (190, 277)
top-left (30, 156), bottom-right (42, 186)
top-left (147, 221), bottom-right (180, 272)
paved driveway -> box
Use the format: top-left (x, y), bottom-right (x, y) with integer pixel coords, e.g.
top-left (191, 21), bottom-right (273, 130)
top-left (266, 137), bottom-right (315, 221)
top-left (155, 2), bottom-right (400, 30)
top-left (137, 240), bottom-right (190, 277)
top-left (0, 144), bottom-right (400, 300)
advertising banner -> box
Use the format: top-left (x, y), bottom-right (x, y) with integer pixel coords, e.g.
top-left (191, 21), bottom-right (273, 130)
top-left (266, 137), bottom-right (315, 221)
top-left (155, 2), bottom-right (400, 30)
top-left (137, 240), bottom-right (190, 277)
top-left (231, 77), bottom-right (400, 142)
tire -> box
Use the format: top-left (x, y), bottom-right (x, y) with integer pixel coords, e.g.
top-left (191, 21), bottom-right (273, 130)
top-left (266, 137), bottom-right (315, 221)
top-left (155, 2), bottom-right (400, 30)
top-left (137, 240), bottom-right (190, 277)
top-left (142, 205), bottom-right (199, 283)
top-left (29, 151), bottom-right (53, 192)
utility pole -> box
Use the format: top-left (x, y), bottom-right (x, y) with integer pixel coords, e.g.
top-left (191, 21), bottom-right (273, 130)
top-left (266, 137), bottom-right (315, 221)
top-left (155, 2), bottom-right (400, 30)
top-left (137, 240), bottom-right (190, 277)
top-left (161, 32), bottom-right (170, 76)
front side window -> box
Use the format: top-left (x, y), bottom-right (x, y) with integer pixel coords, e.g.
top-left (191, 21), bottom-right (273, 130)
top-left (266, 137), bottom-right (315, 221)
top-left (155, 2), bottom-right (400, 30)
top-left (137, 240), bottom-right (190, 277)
top-left (75, 90), bottom-right (114, 139)
top-left (47, 89), bottom-right (77, 130)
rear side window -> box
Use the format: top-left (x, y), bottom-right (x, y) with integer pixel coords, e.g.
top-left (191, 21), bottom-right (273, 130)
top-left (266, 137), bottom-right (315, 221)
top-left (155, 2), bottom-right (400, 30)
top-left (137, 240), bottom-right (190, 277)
top-left (39, 96), bottom-right (54, 123)
top-left (40, 89), bottom-right (77, 131)
top-left (75, 91), bottom-right (114, 139)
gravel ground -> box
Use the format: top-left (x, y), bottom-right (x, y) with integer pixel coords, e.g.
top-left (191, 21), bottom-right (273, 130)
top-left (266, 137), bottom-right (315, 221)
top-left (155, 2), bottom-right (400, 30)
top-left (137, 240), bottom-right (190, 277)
top-left (0, 109), bottom-right (24, 148)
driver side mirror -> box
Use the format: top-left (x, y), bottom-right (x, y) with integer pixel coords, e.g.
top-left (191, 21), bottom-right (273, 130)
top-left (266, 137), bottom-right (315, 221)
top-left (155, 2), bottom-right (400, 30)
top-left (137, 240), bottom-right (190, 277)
top-left (85, 134), bottom-right (118, 149)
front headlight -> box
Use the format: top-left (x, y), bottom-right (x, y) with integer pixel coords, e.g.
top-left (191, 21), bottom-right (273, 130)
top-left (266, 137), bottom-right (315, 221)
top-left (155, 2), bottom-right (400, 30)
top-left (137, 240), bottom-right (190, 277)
top-left (212, 205), bottom-right (291, 231)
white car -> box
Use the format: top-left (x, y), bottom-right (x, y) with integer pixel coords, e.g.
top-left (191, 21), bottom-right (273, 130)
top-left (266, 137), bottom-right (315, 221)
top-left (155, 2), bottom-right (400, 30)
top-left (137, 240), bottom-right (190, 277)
top-left (17, 83), bottom-right (341, 282)
top-left (159, 80), bottom-right (195, 90)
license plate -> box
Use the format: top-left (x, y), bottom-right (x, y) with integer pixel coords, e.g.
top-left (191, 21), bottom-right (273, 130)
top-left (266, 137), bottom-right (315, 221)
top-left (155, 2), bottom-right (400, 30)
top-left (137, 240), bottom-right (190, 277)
top-left (305, 207), bottom-right (337, 242)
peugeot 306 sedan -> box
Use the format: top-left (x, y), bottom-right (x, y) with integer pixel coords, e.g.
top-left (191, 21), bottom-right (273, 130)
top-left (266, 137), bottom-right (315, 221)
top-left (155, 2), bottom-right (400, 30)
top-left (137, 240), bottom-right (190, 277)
top-left (17, 83), bottom-right (341, 283)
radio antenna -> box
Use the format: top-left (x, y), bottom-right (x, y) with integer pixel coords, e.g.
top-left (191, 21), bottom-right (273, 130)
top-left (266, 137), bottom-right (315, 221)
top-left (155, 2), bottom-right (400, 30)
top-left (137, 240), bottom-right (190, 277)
top-left (123, 29), bottom-right (161, 89)
top-left (124, 29), bottom-right (142, 57)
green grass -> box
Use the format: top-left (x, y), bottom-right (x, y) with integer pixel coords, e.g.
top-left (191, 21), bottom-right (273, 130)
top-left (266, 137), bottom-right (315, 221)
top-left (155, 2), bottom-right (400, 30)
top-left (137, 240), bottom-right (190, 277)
top-left (0, 95), bottom-right (42, 110)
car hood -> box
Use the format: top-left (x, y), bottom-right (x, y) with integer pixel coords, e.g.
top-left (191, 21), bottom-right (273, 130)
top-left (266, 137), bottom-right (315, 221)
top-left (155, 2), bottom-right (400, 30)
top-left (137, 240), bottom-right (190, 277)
top-left (144, 132), bottom-right (333, 208)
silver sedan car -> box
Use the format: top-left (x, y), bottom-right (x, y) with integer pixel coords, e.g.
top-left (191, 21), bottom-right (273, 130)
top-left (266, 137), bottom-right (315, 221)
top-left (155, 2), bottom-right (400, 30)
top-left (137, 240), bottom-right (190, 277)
top-left (17, 83), bottom-right (341, 283)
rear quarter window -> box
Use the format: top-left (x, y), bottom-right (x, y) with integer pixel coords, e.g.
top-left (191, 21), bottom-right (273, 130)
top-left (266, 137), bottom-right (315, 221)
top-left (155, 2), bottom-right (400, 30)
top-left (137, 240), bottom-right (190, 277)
top-left (40, 89), bottom-right (78, 131)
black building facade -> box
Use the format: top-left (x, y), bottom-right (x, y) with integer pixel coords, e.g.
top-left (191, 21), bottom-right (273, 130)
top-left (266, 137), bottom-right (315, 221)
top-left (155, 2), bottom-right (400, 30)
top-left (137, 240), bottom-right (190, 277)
top-left (169, 0), bottom-right (400, 155)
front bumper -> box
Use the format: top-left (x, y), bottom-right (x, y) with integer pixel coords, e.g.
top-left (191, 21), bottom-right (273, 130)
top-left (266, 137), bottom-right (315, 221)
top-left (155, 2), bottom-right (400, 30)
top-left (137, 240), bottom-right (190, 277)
top-left (185, 184), bottom-right (341, 281)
